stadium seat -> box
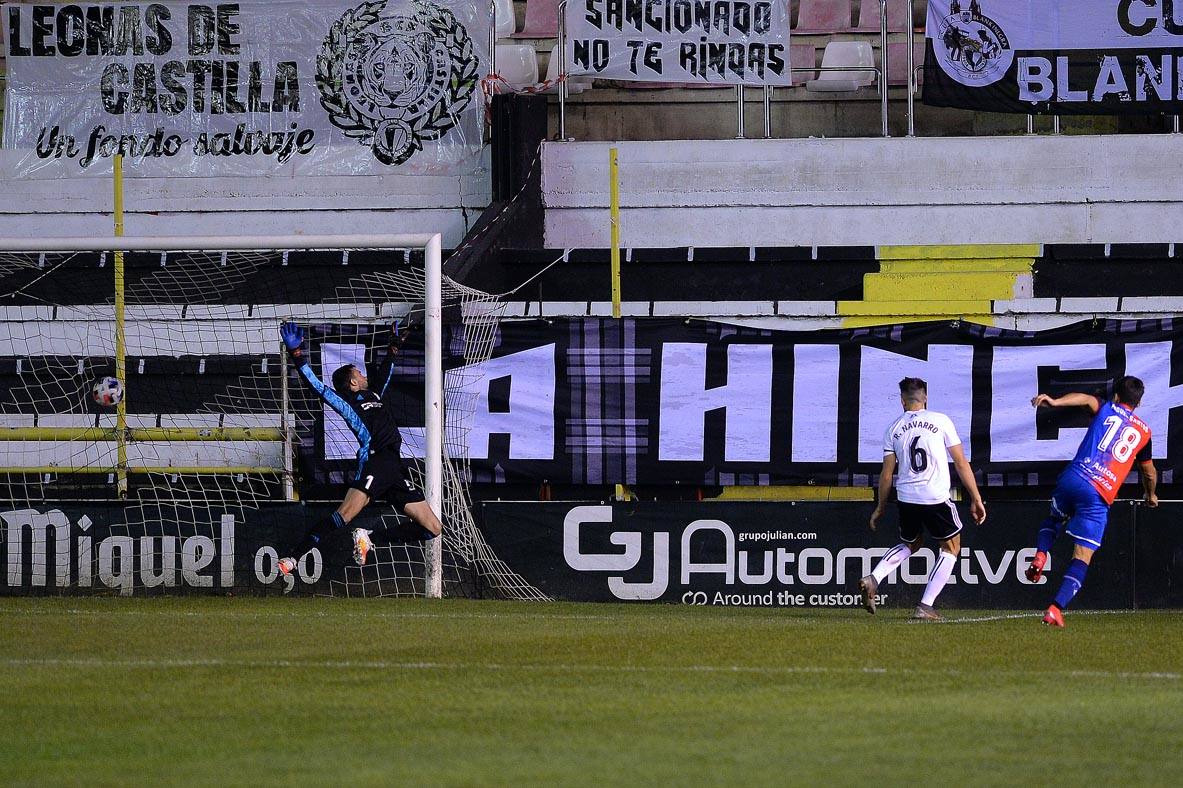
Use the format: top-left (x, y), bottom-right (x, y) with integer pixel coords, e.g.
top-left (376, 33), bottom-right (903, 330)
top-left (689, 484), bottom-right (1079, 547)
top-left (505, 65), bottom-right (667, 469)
top-left (494, 0), bottom-right (515, 39)
top-left (794, 0), bottom-right (854, 33)
top-left (512, 0), bottom-right (559, 38)
top-left (886, 41), bottom-right (926, 87)
top-left (805, 41), bottom-right (876, 92)
top-left (790, 43), bottom-right (819, 85)
top-left (854, 0), bottom-right (912, 32)
top-left (495, 44), bottom-right (540, 89)
top-left (544, 45), bottom-right (592, 93)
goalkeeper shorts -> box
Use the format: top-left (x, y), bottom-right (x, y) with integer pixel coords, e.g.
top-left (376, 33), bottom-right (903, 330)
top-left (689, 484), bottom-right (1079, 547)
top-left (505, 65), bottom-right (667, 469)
top-left (351, 449), bottom-right (426, 510)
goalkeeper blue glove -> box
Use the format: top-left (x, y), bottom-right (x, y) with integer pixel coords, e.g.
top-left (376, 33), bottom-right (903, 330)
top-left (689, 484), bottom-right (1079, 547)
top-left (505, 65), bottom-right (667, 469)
top-left (280, 323), bottom-right (308, 367)
top-left (389, 316), bottom-right (419, 353)
top-left (280, 322), bottom-right (304, 352)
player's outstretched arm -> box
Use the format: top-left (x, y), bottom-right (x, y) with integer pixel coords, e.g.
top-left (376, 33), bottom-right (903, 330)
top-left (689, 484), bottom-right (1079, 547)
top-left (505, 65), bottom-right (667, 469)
top-left (279, 322), bottom-right (369, 449)
top-left (869, 453), bottom-right (896, 531)
top-left (1140, 460), bottom-right (1159, 508)
top-left (949, 443), bottom-right (987, 524)
top-left (1031, 392), bottom-right (1101, 413)
top-left (374, 317), bottom-right (416, 398)
top-left (280, 322), bottom-right (335, 402)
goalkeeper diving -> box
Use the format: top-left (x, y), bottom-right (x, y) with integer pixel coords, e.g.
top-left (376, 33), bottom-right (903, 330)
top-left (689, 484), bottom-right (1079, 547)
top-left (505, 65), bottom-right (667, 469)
top-left (276, 321), bottom-right (442, 576)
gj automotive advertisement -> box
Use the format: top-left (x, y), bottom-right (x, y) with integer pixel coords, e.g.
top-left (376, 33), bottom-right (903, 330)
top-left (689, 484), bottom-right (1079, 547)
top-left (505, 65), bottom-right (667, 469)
top-left (480, 501), bottom-right (1137, 609)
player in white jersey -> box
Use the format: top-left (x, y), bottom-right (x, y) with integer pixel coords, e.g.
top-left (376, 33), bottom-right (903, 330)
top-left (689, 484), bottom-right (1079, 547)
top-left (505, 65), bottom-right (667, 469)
top-left (859, 377), bottom-right (987, 620)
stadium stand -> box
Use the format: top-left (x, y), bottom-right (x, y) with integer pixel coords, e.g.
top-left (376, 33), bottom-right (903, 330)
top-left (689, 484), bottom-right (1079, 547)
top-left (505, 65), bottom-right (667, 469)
top-left (495, 43), bottom-right (541, 89)
top-left (886, 41), bottom-right (925, 87)
top-left (476, 242), bottom-right (1183, 331)
top-left (794, 0), bottom-right (856, 34)
top-left (806, 41), bottom-right (878, 92)
top-left (511, 0), bottom-right (559, 38)
top-left (494, 0), bottom-right (515, 38)
top-left (838, 244), bottom-right (1038, 327)
top-left (790, 44), bottom-right (820, 84)
top-left (854, 0), bottom-right (914, 32)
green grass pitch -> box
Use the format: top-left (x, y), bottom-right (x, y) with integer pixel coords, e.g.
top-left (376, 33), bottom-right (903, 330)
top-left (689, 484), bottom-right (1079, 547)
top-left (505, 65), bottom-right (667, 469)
top-left (2, 598), bottom-right (1181, 786)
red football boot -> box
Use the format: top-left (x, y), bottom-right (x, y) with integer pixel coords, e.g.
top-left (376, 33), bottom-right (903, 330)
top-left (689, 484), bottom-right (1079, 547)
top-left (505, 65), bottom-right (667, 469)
top-left (1042, 605), bottom-right (1065, 628)
top-left (1026, 550), bottom-right (1048, 583)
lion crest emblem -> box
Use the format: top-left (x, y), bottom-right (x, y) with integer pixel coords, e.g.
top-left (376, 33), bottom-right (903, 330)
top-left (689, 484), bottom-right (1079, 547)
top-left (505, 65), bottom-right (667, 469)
top-left (317, 0), bottom-right (478, 165)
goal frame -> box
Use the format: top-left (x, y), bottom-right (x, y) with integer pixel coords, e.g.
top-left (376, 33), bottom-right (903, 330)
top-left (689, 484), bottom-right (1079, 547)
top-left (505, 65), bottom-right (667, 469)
top-left (0, 233), bottom-right (446, 598)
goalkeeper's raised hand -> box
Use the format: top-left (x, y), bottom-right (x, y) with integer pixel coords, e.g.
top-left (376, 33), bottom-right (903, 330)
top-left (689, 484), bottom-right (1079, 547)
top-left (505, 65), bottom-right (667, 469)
top-left (388, 316), bottom-right (419, 354)
top-left (280, 322), bottom-right (305, 359)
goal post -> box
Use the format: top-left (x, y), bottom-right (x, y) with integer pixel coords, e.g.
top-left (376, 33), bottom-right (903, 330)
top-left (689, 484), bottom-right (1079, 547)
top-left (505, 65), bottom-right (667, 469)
top-left (0, 233), bottom-right (451, 597)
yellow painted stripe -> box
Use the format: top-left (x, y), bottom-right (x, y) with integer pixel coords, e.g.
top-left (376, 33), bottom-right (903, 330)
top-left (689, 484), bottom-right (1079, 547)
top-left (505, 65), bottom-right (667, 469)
top-left (879, 259), bottom-right (1034, 274)
top-left (864, 272), bottom-right (1020, 301)
top-left (878, 244), bottom-right (1041, 260)
top-left (840, 315), bottom-right (996, 328)
top-left (844, 245), bottom-right (1041, 328)
top-left (837, 299), bottom-right (993, 316)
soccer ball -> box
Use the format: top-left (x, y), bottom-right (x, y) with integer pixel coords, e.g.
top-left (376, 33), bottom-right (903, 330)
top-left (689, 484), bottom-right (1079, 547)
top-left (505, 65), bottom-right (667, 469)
top-left (91, 377), bottom-right (124, 406)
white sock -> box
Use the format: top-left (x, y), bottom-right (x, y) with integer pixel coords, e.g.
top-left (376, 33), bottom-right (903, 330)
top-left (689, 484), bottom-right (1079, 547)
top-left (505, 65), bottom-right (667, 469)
top-left (870, 543), bottom-right (912, 583)
top-left (921, 550), bottom-right (957, 607)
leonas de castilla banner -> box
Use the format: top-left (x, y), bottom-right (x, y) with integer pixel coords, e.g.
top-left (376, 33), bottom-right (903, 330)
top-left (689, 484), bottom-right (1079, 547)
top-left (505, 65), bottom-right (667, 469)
top-left (2, 0), bottom-right (488, 174)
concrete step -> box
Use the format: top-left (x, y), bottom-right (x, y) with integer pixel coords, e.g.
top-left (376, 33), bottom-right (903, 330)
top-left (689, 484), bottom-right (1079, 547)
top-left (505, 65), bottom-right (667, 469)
top-left (877, 244), bottom-right (1042, 261)
top-left (840, 314), bottom-right (996, 327)
top-left (837, 299), bottom-right (992, 316)
top-left (878, 258), bottom-right (1034, 273)
top-left (863, 272), bottom-right (1026, 301)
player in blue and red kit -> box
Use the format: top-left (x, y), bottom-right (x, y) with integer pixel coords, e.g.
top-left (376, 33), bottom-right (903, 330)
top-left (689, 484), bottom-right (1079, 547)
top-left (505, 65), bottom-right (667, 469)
top-left (1026, 376), bottom-right (1158, 627)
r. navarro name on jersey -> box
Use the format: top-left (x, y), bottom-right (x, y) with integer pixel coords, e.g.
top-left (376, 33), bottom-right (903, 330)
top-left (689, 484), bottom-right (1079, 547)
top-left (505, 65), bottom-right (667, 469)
top-left (892, 419), bottom-right (943, 439)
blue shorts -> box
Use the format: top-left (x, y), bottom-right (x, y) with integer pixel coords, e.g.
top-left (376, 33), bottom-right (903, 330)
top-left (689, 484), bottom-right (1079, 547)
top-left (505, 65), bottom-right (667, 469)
top-left (1049, 472), bottom-right (1110, 549)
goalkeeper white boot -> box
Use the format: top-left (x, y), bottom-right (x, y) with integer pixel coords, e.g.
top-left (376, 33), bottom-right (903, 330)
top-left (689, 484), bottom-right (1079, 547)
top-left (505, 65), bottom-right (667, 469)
top-left (277, 557), bottom-right (297, 576)
top-left (352, 528), bottom-right (374, 566)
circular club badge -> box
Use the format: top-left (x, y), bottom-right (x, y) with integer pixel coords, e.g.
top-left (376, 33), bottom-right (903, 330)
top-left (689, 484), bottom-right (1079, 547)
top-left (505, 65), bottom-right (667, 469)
top-left (933, 0), bottom-right (1013, 87)
top-left (316, 0), bottom-right (478, 166)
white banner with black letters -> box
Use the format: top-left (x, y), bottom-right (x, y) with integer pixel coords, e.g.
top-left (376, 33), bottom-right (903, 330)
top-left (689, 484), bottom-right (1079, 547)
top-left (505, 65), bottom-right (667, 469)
top-left (1, 0), bottom-right (489, 175)
top-left (924, 0), bottom-right (1183, 114)
top-left (300, 318), bottom-right (1183, 491)
top-left (563, 0), bottom-right (791, 85)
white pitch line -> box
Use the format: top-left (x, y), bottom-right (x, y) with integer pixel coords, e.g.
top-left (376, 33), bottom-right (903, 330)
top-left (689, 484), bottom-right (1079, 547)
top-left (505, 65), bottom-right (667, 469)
top-left (0, 607), bottom-right (842, 626)
top-left (0, 608), bottom-right (624, 623)
top-left (1, 657), bottom-right (1177, 682)
top-left (940, 610), bottom-right (1139, 625)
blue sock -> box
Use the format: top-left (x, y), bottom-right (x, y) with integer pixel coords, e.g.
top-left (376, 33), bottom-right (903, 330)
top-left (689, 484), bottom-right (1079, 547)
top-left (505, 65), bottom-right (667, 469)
top-left (1036, 515), bottom-right (1064, 553)
top-left (1053, 558), bottom-right (1089, 610)
top-left (294, 511), bottom-right (348, 558)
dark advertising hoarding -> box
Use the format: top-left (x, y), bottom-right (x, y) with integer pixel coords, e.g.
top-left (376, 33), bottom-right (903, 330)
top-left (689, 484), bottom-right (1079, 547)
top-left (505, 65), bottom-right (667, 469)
top-left (480, 501), bottom-right (1137, 610)
top-left (0, 502), bottom-right (437, 597)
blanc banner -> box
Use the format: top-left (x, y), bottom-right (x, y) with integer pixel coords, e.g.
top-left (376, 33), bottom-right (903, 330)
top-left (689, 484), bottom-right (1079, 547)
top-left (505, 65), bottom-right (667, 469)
top-left (924, 0), bottom-right (1183, 114)
top-left (1, 0), bottom-right (489, 176)
top-left (302, 318), bottom-right (1183, 490)
top-left (563, 0), bottom-right (791, 85)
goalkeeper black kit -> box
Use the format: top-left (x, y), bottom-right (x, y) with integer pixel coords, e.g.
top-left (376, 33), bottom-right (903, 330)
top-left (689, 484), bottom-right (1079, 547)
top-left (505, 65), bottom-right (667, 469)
top-left (287, 344), bottom-right (404, 482)
top-left (282, 326), bottom-right (432, 563)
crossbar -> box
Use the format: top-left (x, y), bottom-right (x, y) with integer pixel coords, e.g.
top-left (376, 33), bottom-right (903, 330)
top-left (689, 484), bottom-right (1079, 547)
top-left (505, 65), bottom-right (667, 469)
top-left (0, 234), bottom-right (440, 253)
top-left (0, 466), bottom-right (283, 474)
top-left (0, 427), bottom-right (284, 441)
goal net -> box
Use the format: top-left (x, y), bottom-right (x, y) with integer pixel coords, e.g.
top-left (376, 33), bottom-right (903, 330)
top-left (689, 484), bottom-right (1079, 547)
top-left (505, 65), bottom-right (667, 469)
top-left (0, 234), bottom-right (546, 600)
